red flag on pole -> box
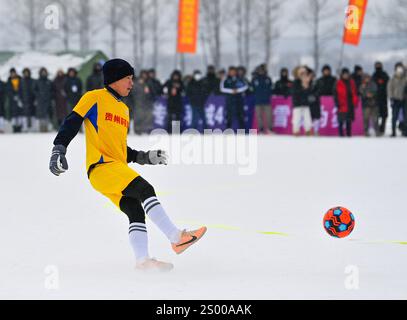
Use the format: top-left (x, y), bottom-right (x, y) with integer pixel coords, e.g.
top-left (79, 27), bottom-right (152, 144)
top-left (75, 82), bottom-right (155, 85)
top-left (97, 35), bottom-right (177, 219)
top-left (177, 0), bottom-right (200, 54)
top-left (343, 0), bottom-right (368, 46)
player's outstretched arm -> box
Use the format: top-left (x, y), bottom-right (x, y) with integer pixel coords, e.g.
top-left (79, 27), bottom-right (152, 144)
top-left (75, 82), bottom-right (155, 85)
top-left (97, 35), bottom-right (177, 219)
top-left (127, 147), bottom-right (168, 165)
top-left (49, 111), bottom-right (84, 176)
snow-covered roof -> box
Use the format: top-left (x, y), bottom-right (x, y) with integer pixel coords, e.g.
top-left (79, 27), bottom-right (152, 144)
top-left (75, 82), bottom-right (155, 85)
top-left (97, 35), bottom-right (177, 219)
top-left (0, 51), bottom-right (106, 81)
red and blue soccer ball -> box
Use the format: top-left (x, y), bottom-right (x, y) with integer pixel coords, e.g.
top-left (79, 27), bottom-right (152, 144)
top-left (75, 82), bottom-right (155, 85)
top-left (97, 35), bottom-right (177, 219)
top-left (323, 207), bottom-right (355, 238)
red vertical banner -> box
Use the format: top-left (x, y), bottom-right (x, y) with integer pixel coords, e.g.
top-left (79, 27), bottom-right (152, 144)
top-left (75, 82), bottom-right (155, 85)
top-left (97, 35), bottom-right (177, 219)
top-left (177, 0), bottom-right (200, 54)
top-left (343, 0), bottom-right (368, 46)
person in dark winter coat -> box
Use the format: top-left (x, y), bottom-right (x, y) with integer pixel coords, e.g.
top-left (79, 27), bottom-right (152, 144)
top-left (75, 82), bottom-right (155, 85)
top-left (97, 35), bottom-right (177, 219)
top-left (351, 65), bottom-right (364, 95)
top-left (387, 62), bottom-right (407, 137)
top-left (292, 66), bottom-right (314, 136)
top-left (147, 69), bottom-right (162, 100)
top-left (314, 65), bottom-right (336, 135)
top-left (65, 68), bottom-right (82, 112)
top-left (335, 68), bottom-right (359, 137)
top-left (360, 73), bottom-right (379, 137)
top-left (133, 70), bottom-right (155, 134)
top-left (274, 68), bottom-right (293, 97)
top-left (220, 66), bottom-right (249, 131)
top-left (0, 79), bottom-right (6, 133)
top-left (252, 64), bottom-right (273, 133)
top-left (7, 68), bottom-right (24, 133)
top-left (186, 70), bottom-right (207, 130)
top-left (86, 62), bottom-right (104, 91)
top-left (53, 70), bottom-right (68, 127)
top-left (122, 87), bottom-right (136, 124)
top-left (307, 68), bottom-right (320, 135)
top-left (316, 65), bottom-right (336, 96)
top-left (21, 68), bottom-right (36, 132)
top-left (202, 65), bottom-right (221, 96)
top-left (34, 67), bottom-right (54, 132)
top-left (163, 70), bottom-right (185, 133)
top-left (372, 61), bottom-right (390, 135)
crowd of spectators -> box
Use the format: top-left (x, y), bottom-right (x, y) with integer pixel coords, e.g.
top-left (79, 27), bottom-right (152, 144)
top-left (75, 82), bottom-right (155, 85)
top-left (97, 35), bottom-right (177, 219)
top-left (0, 60), bottom-right (406, 138)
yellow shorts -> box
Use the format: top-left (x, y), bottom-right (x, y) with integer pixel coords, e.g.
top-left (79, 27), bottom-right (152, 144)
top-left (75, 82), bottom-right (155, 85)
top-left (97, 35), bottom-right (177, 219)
top-left (89, 161), bottom-right (140, 208)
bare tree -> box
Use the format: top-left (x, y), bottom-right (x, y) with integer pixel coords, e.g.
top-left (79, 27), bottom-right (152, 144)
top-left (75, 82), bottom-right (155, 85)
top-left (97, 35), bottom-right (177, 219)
top-left (138, 0), bottom-right (146, 68)
top-left (299, 0), bottom-right (339, 72)
top-left (230, 0), bottom-right (258, 69)
top-left (151, 0), bottom-right (159, 69)
top-left (50, 0), bottom-right (72, 51)
top-left (78, 0), bottom-right (91, 51)
top-left (125, 0), bottom-right (150, 70)
top-left (259, 0), bottom-right (282, 67)
top-left (109, 0), bottom-right (121, 57)
top-left (378, 0), bottom-right (407, 43)
top-left (235, 0), bottom-right (243, 65)
top-left (243, 0), bottom-right (251, 68)
top-left (201, 0), bottom-right (222, 68)
top-left (8, 0), bottom-right (52, 50)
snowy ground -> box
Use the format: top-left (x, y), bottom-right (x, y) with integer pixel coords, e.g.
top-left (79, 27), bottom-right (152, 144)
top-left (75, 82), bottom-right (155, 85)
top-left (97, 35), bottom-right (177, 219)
top-left (0, 133), bottom-right (406, 300)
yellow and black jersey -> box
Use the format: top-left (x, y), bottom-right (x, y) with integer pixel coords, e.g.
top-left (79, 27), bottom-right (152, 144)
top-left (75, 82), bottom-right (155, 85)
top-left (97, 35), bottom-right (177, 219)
top-left (54, 86), bottom-right (138, 177)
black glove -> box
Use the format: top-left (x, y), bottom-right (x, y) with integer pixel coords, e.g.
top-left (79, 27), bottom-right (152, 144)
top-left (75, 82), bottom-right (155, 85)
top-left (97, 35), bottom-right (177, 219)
top-left (49, 145), bottom-right (69, 176)
top-left (134, 150), bottom-right (169, 165)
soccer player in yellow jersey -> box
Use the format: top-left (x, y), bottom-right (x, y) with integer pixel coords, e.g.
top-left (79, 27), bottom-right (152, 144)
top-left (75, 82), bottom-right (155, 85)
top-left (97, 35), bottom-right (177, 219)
top-left (49, 59), bottom-right (206, 271)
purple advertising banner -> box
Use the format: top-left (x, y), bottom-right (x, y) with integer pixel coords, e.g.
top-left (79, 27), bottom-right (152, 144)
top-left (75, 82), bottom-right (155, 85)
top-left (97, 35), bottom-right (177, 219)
top-left (271, 95), bottom-right (364, 136)
top-left (153, 95), bottom-right (364, 136)
top-left (153, 95), bottom-right (256, 132)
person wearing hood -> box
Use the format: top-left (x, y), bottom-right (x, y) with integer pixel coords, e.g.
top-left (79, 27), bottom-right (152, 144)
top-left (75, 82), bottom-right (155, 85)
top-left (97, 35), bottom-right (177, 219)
top-left (360, 73), bottom-right (379, 137)
top-left (316, 65), bottom-right (336, 96)
top-left (335, 68), bottom-right (358, 137)
top-left (65, 68), bottom-right (83, 113)
top-left (313, 65), bottom-right (336, 135)
top-left (186, 70), bottom-right (207, 130)
top-left (21, 68), bottom-right (36, 132)
top-left (86, 62), bottom-right (104, 91)
top-left (163, 70), bottom-right (185, 133)
top-left (202, 65), bottom-right (221, 96)
top-left (251, 64), bottom-right (273, 134)
top-left (6, 68), bottom-right (24, 133)
top-left (53, 70), bottom-right (68, 127)
top-left (34, 67), bottom-right (54, 132)
top-left (387, 62), bottom-right (407, 137)
top-left (274, 68), bottom-right (293, 97)
top-left (372, 61), bottom-right (390, 135)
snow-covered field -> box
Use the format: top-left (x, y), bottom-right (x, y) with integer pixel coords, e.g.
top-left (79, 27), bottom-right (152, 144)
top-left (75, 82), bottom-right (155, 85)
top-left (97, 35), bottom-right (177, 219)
top-left (0, 133), bottom-right (406, 300)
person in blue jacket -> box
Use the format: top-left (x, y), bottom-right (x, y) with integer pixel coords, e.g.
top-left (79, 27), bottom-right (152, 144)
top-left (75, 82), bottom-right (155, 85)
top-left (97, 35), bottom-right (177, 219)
top-left (220, 66), bottom-right (248, 131)
top-left (252, 64), bottom-right (273, 134)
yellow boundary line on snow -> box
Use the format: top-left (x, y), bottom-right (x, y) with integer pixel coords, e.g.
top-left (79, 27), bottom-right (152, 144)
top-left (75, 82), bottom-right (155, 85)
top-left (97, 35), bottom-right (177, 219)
top-left (103, 201), bottom-right (406, 246)
top-left (176, 219), bottom-right (290, 237)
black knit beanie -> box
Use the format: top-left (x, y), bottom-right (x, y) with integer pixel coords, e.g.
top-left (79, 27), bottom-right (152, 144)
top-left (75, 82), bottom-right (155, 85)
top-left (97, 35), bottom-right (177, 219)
top-left (103, 59), bottom-right (134, 86)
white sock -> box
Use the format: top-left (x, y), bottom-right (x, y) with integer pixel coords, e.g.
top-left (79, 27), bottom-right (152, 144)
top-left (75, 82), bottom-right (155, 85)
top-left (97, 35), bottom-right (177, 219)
top-left (143, 197), bottom-right (181, 243)
top-left (128, 223), bottom-right (149, 262)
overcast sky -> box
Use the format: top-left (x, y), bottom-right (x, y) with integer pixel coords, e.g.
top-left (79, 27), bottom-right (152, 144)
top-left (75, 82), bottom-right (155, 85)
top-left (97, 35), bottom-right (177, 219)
top-left (0, 0), bottom-right (403, 77)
